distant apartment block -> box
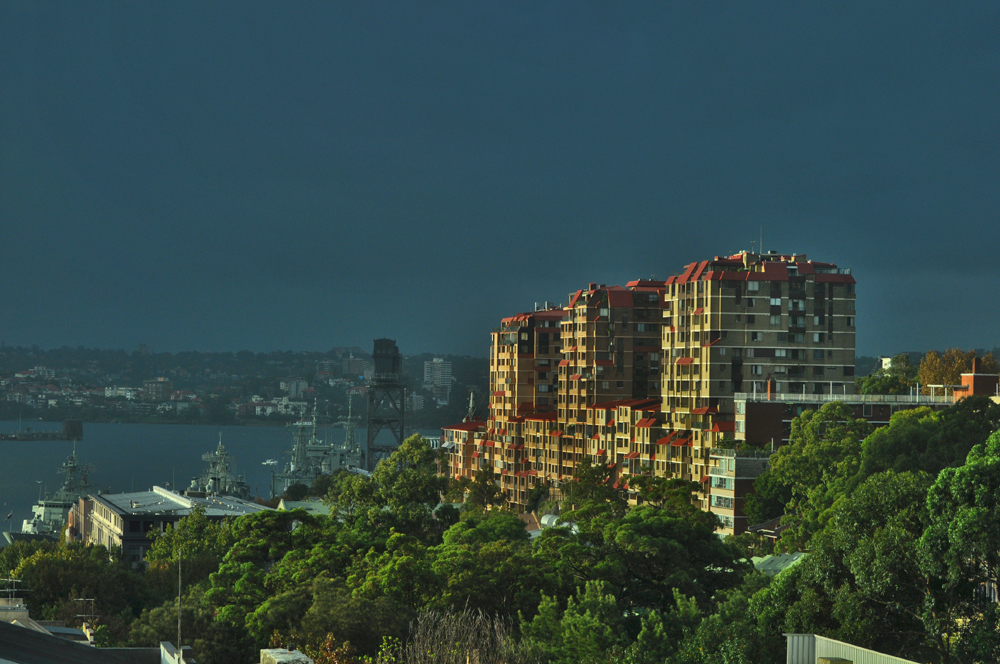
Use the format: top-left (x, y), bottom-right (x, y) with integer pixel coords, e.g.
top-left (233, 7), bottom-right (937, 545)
top-left (280, 379), bottom-right (309, 397)
top-left (423, 358), bottom-right (454, 404)
top-left (342, 354), bottom-right (370, 379)
top-left (142, 377), bottom-right (173, 402)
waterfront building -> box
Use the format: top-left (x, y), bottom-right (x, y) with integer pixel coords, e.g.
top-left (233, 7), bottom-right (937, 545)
top-left (77, 486), bottom-right (269, 565)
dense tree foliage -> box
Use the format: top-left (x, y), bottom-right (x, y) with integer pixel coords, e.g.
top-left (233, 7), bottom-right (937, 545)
top-left (8, 415), bottom-right (1000, 663)
top-left (855, 352), bottom-right (919, 395)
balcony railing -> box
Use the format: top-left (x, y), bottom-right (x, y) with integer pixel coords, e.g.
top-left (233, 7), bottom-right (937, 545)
top-left (735, 392), bottom-right (953, 404)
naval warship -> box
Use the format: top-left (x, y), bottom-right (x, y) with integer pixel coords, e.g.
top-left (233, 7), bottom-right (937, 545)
top-left (20, 443), bottom-right (93, 538)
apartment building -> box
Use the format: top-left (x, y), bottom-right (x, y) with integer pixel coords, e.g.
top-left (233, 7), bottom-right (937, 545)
top-left (653, 252), bottom-right (857, 507)
top-left (487, 308), bottom-right (565, 509)
top-left (444, 251), bottom-right (858, 523)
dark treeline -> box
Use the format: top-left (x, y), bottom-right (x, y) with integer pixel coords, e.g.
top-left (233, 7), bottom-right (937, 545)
top-left (3, 396), bottom-right (1000, 663)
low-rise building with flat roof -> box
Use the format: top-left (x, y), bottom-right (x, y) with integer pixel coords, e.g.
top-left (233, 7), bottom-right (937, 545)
top-left (85, 486), bottom-right (270, 564)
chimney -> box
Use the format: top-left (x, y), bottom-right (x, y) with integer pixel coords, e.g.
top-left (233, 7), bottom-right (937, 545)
top-left (589, 282), bottom-right (597, 290)
top-left (972, 357), bottom-right (980, 374)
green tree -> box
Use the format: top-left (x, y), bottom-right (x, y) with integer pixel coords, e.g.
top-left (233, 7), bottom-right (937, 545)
top-left (430, 511), bottom-right (546, 617)
top-left (919, 429), bottom-right (1000, 662)
top-left (521, 581), bottom-right (627, 664)
top-left (463, 466), bottom-right (506, 510)
top-left (761, 402), bottom-right (871, 551)
top-left (859, 395), bottom-right (1000, 481)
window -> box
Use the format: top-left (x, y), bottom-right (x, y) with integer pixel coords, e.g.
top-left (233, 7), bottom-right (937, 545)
top-left (813, 333), bottom-right (825, 343)
top-left (793, 333), bottom-right (805, 343)
top-left (599, 307), bottom-right (609, 316)
top-left (719, 347), bottom-right (726, 356)
top-left (601, 381), bottom-right (610, 389)
top-left (520, 332), bottom-right (528, 340)
top-left (636, 323), bottom-right (648, 332)
top-left (847, 300), bottom-right (856, 310)
top-left (735, 420), bottom-right (745, 433)
top-left (616, 381), bottom-right (624, 388)
top-left (747, 281), bottom-right (760, 291)
top-left (751, 365), bottom-right (763, 375)
top-left (770, 315), bottom-right (781, 325)
top-left (751, 332), bottom-right (761, 341)
top-left (775, 348), bottom-right (787, 357)
top-left (813, 349), bottom-right (824, 359)
top-left (813, 366), bottom-right (825, 376)
top-left (847, 317), bottom-right (855, 327)
top-left (746, 298), bottom-right (756, 308)
top-left (814, 315), bottom-right (822, 326)
top-left (770, 297), bottom-right (781, 306)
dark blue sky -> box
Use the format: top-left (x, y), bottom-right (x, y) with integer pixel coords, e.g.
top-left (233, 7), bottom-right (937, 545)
top-left (1, 3), bottom-right (997, 357)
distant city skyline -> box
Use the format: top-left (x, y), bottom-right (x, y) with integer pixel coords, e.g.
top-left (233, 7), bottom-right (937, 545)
top-left (2, 3), bottom-right (997, 357)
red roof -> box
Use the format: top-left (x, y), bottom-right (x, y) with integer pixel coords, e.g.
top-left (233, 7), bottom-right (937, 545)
top-left (676, 357), bottom-right (694, 365)
top-left (443, 421), bottom-right (483, 433)
top-left (710, 421), bottom-right (736, 433)
top-left (558, 360), bottom-right (570, 366)
top-left (597, 448), bottom-right (606, 454)
top-left (624, 451), bottom-right (640, 459)
top-left (549, 430), bottom-right (562, 437)
top-left (569, 374), bottom-right (582, 380)
top-left (635, 418), bottom-right (658, 428)
top-left (657, 432), bottom-right (677, 445)
top-left (701, 475), bottom-right (711, 483)
top-left (493, 391), bottom-right (506, 396)
top-left (815, 273), bottom-right (857, 284)
top-left (605, 289), bottom-right (633, 308)
top-left (692, 307), bottom-right (704, 315)
top-left (691, 406), bottom-right (718, 415)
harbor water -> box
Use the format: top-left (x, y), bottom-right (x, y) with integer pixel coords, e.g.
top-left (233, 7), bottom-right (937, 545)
top-left (0, 421), bottom-right (441, 535)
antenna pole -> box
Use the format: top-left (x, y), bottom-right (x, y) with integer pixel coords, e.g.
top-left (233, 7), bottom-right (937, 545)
top-left (177, 547), bottom-right (182, 653)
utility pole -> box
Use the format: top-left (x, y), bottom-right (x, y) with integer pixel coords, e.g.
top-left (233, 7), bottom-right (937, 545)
top-left (177, 547), bottom-right (182, 654)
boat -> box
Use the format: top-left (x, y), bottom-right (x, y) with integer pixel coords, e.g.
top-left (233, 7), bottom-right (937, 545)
top-left (269, 396), bottom-right (363, 497)
top-left (184, 433), bottom-right (252, 500)
top-left (20, 443), bottom-right (93, 538)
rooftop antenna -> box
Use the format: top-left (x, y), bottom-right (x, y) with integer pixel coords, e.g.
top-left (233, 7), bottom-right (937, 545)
top-left (760, 225), bottom-right (763, 255)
